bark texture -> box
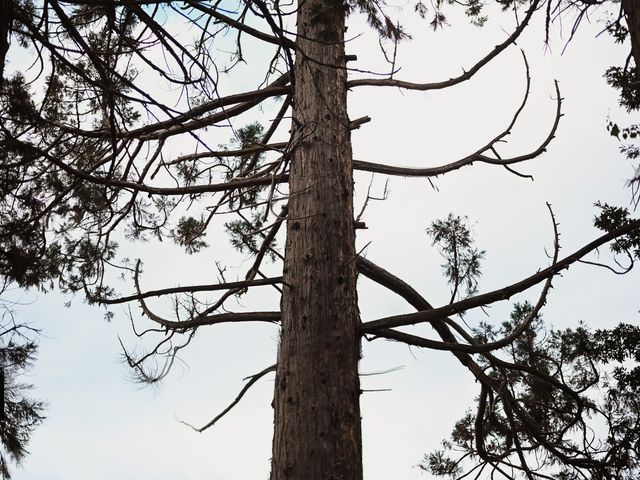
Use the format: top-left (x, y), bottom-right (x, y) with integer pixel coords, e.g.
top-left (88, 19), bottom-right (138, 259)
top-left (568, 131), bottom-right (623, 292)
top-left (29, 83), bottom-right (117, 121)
top-left (622, 0), bottom-right (640, 69)
top-left (270, 1), bottom-right (363, 478)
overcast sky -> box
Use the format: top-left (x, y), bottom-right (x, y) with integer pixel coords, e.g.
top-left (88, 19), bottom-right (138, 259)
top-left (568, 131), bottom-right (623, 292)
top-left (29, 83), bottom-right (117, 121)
top-left (6, 2), bottom-right (640, 479)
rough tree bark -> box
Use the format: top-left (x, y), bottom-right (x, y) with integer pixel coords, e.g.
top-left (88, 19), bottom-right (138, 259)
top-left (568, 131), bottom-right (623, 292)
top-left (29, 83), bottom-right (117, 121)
top-left (270, 0), bottom-right (363, 479)
top-left (622, 0), bottom-right (640, 69)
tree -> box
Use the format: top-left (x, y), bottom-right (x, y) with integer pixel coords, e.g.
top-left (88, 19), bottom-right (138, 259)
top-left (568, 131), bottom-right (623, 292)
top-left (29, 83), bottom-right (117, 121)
top-left (0, 282), bottom-right (45, 479)
top-left (602, 0), bottom-right (640, 110)
top-left (1, 0), bottom-right (639, 479)
top-left (573, 0), bottom-right (640, 202)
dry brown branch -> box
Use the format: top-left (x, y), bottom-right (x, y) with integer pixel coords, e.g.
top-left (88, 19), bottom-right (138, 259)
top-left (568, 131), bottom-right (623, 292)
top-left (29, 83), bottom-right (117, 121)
top-left (90, 277), bottom-right (284, 305)
top-left (364, 204), bottom-right (560, 354)
top-left (185, 0), bottom-right (295, 49)
top-left (181, 364), bottom-right (277, 433)
top-left (362, 216), bottom-right (640, 332)
top-left (358, 254), bottom-right (598, 473)
top-left (24, 137), bottom-right (286, 196)
top-left (346, 0), bottom-right (540, 91)
top-left (352, 79), bottom-right (562, 179)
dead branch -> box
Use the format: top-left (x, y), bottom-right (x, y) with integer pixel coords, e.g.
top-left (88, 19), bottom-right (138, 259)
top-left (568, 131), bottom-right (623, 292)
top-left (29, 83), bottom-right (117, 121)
top-left (25, 138), bottom-right (287, 196)
top-left (362, 216), bottom-right (640, 332)
top-left (346, 0), bottom-right (540, 91)
top-left (185, 0), bottom-right (295, 49)
top-left (365, 203), bottom-right (561, 354)
top-left (90, 277), bottom-right (284, 305)
top-left (352, 79), bottom-right (562, 179)
top-left (181, 364), bottom-right (277, 433)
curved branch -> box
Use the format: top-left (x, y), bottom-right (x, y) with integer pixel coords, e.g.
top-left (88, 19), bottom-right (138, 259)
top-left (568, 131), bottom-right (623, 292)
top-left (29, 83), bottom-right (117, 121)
top-left (23, 138), bottom-right (287, 196)
top-left (138, 84), bottom-right (290, 141)
top-left (133, 260), bottom-right (280, 330)
top-left (372, 324), bottom-right (583, 404)
top-left (474, 385), bottom-right (503, 463)
top-left (164, 115), bottom-right (369, 166)
top-left (25, 3), bottom-right (291, 142)
top-left (352, 78), bottom-right (562, 178)
top-left (90, 277), bottom-right (284, 305)
top-left (367, 203), bottom-right (560, 354)
top-left (185, 0), bottom-right (295, 49)
top-left (499, 386), bottom-right (603, 469)
top-left (127, 204), bottom-right (288, 331)
top-left (181, 364), bottom-right (277, 433)
top-left (167, 143), bottom-right (289, 167)
top-left (143, 308), bottom-right (281, 331)
top-left (358, 252), bottom-right (596, 470)
top-left (362, 217), bottom-right (640, 332)
top-left (357, 255), bottom-right (488, 379)
top-left (54, 80), bottom-right (291, 140)
top-left (347, 0), bottom-right (540, 90)
top-left (358, 234), bottom-right (604, 472)
top-left (195, 205), bottom-right (288, 319)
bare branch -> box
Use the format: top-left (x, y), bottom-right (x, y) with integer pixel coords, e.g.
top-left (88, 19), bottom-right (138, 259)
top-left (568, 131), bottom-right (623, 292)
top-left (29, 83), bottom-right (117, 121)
top-left (347, 0), bottom-right (540, 91)
top-left (23, 138), bottom-right (287, 196)
top-left (181, 364), bottom-right (277, 433)
top-left (362, 216), bottom-right (640, 332)
top-left (184, 0), bottom-right (295, 49)
top-left (132, 261), bottom-right (281, 330)
top-left (157, 115), bottom-right (367, 167)
top-left (90, 277), bottom-right (284, 305)
top-left (353, 79), bottom-right (562, 178)
top-left (54, 79), bottom-right (291, 140)
top-left (370, 204), bottom-right (560, 354)
top-left (358, 254), bottom-right (599, 471)
top-left (143, 309), bottom-right (281, 331)
top-left (357, 255), bottom-right (488, 379)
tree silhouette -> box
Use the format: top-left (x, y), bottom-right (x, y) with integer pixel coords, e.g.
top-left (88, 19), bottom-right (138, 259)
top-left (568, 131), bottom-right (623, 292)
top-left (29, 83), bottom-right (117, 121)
top-left (0, 283), bottom-right (45, 480)
top-left (0, 0), bottom-right (639, 478)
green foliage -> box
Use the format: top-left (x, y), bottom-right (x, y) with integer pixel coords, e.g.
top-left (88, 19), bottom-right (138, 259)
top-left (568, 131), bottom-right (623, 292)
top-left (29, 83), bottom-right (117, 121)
top-left (597, 0), bottom-right (640, 113)
top-left (215, 123), bottom-right (281, 259)
top-left (427, 213), bottom-right (485, 301)
top-left (620, 143), bottom-right (640, 160)
top-left (1, 75), bottom-right (38, 125)
top-left (604, 120), bottom-right (639, 202)
top-left (0, 11), bottom-right (137, 293)
top-left (605, 14), bottom-right (629, 45)
top-left (424, 302), bottom-right (640, 479)
top-left (419, 448), bottom-right (462, 476)
top-left (594, 202), bottom-right (640, 259)
top-left (170, 217), bottom-right (209, 255)
top-left (0, 4), bottom-right (280, 297)
top-left (0, 3), bottom-right (169, 293)
top-left (420, 0), bottom-right (529, 31)
top-left (224, 122), bottom-right (266, 187)
top-left (225, 211), bottom-right (277, 260)
top-left (346, 0), bottom-right (411, 40)
top-left (0, 298), bottom-right (45, 480)
top-left (62, 237), bottom-right (118, 293)
top-left (0, 127), bottom-right (65, 288)
top-left (0, 1), bottom-right (638, 478)
top-left (605, 66), bottom-right (640, 112)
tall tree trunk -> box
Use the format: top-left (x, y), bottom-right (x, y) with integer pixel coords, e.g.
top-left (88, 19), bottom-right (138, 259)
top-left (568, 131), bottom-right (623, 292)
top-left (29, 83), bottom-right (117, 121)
top-left (0, 0), bottom-right (12, 85)
top-left (622, 0), bottom-right (640, 70)
top-left (270, 1), bottom-right (363, 479)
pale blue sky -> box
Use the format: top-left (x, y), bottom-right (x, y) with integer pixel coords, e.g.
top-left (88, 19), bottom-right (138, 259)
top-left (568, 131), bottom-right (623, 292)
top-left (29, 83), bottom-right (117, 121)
top-left (6, 3), bottom-right (640, 479)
